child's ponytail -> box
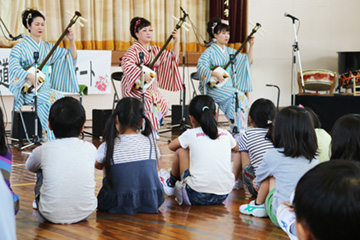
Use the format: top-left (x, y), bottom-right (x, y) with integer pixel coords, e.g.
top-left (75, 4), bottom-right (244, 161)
top-left (189, 95), bottom-right (218, 140)
top-left (103, 112), bottom-right (118, 187)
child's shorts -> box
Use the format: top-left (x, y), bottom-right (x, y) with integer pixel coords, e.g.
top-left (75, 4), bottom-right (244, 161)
top-left (242, 164), bottom-right (258, 197)
top-left (175, 169), bottom-right (228, 205)
top-left (265, 188), bottom-right (280, 227)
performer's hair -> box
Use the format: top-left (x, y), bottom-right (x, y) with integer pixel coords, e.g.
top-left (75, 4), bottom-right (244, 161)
top-left (103, 97), bottom-right (154, 187)
top-left (22, 9), bottom-right (45, 32)
top-left (207, 17), bottom-right (230, 39)
top-left (130, 17), bottom-right (151, 40)
top-left (48, 97), bottom-right (86, 139)
top-left (189, 95), bottom-right (219, 140)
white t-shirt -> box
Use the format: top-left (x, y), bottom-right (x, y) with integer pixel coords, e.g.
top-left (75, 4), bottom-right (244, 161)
top-left (26, 138), bottom-right (97, 224)
top-left (178, 127), bottom-right (236, 195)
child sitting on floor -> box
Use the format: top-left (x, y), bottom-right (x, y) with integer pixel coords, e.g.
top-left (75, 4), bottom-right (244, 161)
top-left (26, 97), bottom-right (97, 224)
top-left (96, 97), bottom-right (164, 214)
top-left (235, 98), bottom-right (275, 196)
top-left (160, 95), bottom-right (239, 205)
top-left (239, 106), bottom-right (319, 227)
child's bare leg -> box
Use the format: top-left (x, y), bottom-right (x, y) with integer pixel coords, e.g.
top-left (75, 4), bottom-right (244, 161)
top-left (232, 152), bottom-right (241, 180)
top-left (170, 148), bottom-right (189, 179)
top-left (255, 176), bottom-right (276, 204)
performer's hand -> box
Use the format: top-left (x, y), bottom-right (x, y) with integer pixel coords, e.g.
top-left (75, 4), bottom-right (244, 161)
top-left (144, 73), bottom-right (152, 83)
top-left (172, 29), bottom-right (179, 43)
top-left (66, 28), bottom-right (75, 41)
top-left (28, 74), bottom-right (41, 86)
top-left (249, 36), bottom-right (255, 46)
top-left (212, 71), bottom-right (225, 82)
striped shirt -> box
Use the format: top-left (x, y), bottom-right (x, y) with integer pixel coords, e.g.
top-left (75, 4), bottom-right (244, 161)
top-left (97, 134), bottom-right (159, 164)
top-left (237, 128), bottom-right (274, 174)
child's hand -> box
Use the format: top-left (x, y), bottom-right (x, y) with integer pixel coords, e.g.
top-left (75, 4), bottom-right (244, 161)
top-left (282, 201), bottom-right (294, 212)
top-left (252, 178), bottom-right (259, 191)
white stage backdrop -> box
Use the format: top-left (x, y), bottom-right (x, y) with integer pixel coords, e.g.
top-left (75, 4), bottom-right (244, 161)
top-left (0, 49), bottom-right (112, 95)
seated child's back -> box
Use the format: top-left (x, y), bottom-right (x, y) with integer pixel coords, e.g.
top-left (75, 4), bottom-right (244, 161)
top-left (26, 97), bottom-right (97, 224)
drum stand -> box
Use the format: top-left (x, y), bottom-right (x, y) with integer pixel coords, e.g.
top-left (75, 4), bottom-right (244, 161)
top-left (289, 18), bottom-right (305, 105)
top-left (20, 52), bottom-right (42, 150)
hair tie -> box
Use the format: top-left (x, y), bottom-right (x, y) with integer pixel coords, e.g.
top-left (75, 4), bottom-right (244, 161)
top-left (202, 106), bottom-right (209, 111)
top-left (298, 104), bottom-right (304, 109)
top-left (134, 19), bottom-right (141, 35)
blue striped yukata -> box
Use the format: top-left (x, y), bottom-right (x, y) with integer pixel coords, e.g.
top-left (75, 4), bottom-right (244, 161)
top-left (9, 36), bottom-right (79, 141)
top-left (197, 44), bottom-right (252, 132)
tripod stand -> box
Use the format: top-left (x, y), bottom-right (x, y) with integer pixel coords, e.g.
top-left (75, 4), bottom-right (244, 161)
top-left (20, 52), bottom-right (42, 150)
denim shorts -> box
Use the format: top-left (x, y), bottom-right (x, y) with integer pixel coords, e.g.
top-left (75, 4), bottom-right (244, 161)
top-left (182, 169), bottom-right (228, 205)
top-left (242, 164), bottom-right (258, 197)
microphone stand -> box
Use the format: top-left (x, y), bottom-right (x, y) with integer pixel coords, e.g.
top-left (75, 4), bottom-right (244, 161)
top-left (229, 54), bottom-right (240, 134)
top-left (266, 84), bottom-right (280, 112)
top-left (289, 18), bottom-right (305, 105)
top-left (21, 52), bottom-right (41, 150)
top-left (139, 52), bottom-right (145, 104)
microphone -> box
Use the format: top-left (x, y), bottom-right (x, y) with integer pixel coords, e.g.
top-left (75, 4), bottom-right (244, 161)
top-left (10, 33), bottom-right (24, 41)
top-left (139, 52), bottom-right (144, 64)
top-left (204, 38), bottom-right (217, 47)
top-left (284, 12), bottom-right (299, 21)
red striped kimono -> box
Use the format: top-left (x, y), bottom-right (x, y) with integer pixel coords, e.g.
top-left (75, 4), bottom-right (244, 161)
top-left (121, 41), bottom-right (183, 130)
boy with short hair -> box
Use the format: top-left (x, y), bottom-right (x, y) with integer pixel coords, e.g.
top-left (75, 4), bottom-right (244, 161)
top-left (293, 160), bottom-right (360, 240)
top-left (26, 97), bottom-right (97, 224)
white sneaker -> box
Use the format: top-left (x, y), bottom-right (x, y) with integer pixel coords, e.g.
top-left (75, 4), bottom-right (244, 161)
top-left (276, 204), bottom-right (298, 240)
top-left (239, 200), bottom-right (268, 218)
top-left (159, 168), bottom-right (175, 196)
top-left (32, 200), bottom-right (38, 209)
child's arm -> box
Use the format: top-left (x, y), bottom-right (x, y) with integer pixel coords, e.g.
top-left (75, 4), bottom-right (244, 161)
top-left (168, 137), bottom-right (182, 152)
top-left (95, 161), bottom-right (104, 170)
top-left (25, 148), bottom-right (41, 173)
top-left (232, 143), bottom-right (240, 152)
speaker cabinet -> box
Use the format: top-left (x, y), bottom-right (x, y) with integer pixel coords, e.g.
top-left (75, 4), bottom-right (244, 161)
top-left (171, 105), bottom-right (190, 126)
top-left (11, 111), bottom-right (42, 141)
top-left (92, 109), bottom-right (113, 137)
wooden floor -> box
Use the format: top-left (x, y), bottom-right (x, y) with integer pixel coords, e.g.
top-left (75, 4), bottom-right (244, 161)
top-left (9, 121), bottom-right (289, 240)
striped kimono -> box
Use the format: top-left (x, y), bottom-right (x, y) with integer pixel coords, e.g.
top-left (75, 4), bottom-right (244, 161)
top-left (121, 41), bottom-right (182, 130)
top-left (197, 44), bottom-right (253, 132)
top-left (9, 36), bottom-right (79, 141)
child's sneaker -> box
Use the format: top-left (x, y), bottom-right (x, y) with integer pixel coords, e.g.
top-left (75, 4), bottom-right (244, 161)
top-left (276, 204), bottom-right (298, 240)
top-left (239, 200), bottom-right (268, 217)
top-left (159, 168), bottom-right (175, 196)
top-left (32, 200), bottom-right (38, 209)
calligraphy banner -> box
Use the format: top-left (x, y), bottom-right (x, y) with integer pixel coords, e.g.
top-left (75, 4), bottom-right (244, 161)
top-left (0, 49), bottom-right (112, 96)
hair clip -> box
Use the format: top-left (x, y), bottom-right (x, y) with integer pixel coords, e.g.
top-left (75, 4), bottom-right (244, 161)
top-left (220, 19), bottom-right (229, 25)
top-left (134, 19), bottom-right (141, 34)
top-left (211, 22), bottom-right (218, 35)
top-left (298, 104), bottom-right (304, 109)
top-left (267, 120), bottom-right (272, 124)
top-left (202, 106), bottom-right (209, 111)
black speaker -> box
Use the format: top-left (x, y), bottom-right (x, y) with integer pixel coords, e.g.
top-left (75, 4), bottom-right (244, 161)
top-left (171, 105), bottom-right (190, 125)
top-left (92, 109), bottom-right (113, 137)
top-left (11, 111), bottom-right (42, 141)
